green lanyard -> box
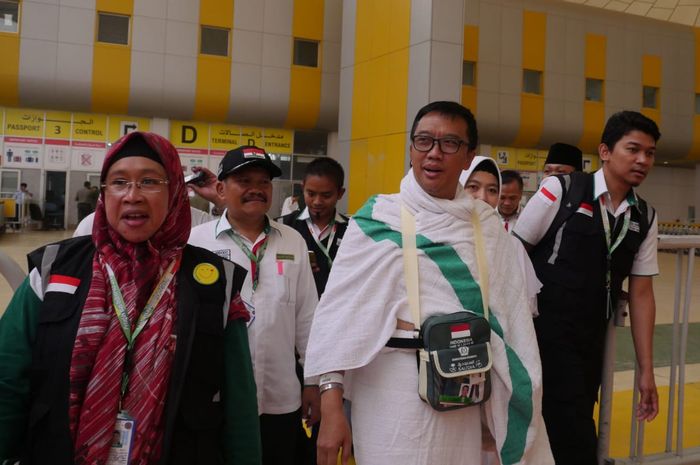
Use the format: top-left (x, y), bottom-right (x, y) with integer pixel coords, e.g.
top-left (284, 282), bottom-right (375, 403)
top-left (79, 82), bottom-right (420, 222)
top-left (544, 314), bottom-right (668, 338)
top-left (307, 218), bottom-right (337, 268)
top-left (599, 196), bottom-right (631, 319)
top-left (105, 259), bottom-right (178, 405)
top-left (227, 223), bottom-right (271, 292)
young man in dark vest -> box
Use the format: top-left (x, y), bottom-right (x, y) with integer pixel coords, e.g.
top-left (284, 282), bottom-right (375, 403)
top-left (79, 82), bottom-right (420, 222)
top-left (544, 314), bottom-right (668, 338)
top-left (513, 111), bottom-right (660, 465)
top-left (279, 157), bottom-right (348, 297)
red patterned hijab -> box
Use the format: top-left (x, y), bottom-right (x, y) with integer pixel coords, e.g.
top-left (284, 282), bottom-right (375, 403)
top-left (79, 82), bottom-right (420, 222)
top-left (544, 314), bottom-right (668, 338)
top-left (69, 132), bottom-right (191, 464)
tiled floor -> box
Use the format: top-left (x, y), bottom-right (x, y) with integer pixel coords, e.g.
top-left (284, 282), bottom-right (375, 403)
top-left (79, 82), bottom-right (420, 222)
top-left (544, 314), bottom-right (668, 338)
top-left (0, 228), bottom-right (74, 304)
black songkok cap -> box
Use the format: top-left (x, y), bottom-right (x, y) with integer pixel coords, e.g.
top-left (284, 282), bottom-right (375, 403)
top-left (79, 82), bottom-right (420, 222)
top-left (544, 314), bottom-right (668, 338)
top-left (544, 143), bottom-right (583, 171)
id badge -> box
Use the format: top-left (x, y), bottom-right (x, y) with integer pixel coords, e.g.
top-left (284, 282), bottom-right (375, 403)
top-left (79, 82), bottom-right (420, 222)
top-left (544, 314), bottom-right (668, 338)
top-left (106, 411), bottom-right (136, 465)
top-left (243, 298), bottom-right (256, 328)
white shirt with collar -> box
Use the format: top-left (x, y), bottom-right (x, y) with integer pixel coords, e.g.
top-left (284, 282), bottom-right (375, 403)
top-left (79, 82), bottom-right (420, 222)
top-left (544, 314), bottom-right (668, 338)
top-left (513, 168), bottom-right (658, 276)
top-left (296, 207), bottom-right (348, 242)
top-left (188, 212), bottom-right (319, 415)
top-left (500, 209), bottom-right (520, 233)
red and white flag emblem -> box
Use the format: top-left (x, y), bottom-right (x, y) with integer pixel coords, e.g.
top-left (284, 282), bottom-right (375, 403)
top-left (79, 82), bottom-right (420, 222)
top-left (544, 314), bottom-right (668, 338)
top-left (46, 275), bottom-right (80, 294)
top-left (242, 148), bottom-right (266, 159)
top-left (537, 186), bottom-right (557, 206)
top-left (576, 202), bottom-right (593, 217)
top-left (451, 323), bottom-right (471, 339)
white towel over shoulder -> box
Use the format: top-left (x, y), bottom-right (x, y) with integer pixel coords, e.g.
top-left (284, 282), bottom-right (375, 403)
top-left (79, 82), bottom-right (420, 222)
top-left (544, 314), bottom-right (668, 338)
top-left (306, 170), bottom-right (553, 465)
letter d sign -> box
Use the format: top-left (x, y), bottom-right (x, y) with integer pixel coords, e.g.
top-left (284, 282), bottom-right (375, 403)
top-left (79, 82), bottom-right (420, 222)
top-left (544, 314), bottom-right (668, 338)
top-left (182, 126), bottom-right (197, 144)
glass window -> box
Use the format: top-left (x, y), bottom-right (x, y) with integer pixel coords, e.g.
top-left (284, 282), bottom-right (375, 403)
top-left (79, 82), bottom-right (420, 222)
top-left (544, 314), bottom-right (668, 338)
top-left (462, 61), bottom-right (476, 86)
top-left (201, 26), bottom-right (229, 57)
top-left (268, 153), bottom-right (291, 180)
top-left (293, 39), bottom-right (319, 67)
top-left (585, 78), bottom-right (604, 102)
top-left (293, 131), bottom-right (327, 155)
top-left (0, 0), bottom-right (19, 33)
top-left (523, 69), bottom-right (542, 95)
top-left (694, 94), bottom-right (700, 115)
top-left (0, 170), bottom-right (19, 196)
top-left (642, 86), bottom-right (658, 109)
top-left (291, 155), bottom-right (317, 181)
top-left (97, 12), bottom-right (130, 45)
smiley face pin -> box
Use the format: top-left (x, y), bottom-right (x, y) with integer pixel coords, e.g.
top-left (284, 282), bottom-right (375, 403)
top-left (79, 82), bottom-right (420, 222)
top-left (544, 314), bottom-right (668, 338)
top-left (193, 263), bottom-right (219, 285)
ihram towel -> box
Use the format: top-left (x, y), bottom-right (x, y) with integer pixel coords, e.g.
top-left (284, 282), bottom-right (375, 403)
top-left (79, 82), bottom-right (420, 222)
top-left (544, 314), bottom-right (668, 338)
top-left (305, 170), bottom-right (552, 465)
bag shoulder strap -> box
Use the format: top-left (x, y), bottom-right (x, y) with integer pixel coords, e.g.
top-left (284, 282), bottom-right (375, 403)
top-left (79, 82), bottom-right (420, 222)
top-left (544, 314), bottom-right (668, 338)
top-left (634, 195), bottom-right (655, 241)
top-left (538, 172), bottom-right (591, 246)
top-left (400, 204), bottom-right (422, 330)
top-left (472, 209), bottom-right (489, 318)
top-left (400, 203), bottom-right (490, 330)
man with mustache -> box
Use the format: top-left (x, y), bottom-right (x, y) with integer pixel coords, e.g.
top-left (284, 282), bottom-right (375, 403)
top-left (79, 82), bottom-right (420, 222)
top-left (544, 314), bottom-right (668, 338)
top-left (189, 146), bottom-right (320, 465)
top-left (513, 111), bottom-right (660, 465)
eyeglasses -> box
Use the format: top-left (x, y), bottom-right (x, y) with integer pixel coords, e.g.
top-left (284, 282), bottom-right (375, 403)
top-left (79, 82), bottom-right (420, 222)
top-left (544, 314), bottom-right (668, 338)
top-left (411, 135), bottom-right (467, 154)
top-left (102, 178), bottom-right (169, 195)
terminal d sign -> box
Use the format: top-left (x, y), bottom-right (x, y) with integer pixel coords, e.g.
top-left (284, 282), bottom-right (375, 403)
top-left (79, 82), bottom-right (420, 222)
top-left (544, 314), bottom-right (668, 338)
top-left (170, 121), bottom-right (293, 155)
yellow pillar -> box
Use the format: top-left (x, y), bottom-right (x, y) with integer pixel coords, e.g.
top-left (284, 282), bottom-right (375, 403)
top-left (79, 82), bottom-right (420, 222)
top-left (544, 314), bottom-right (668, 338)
top-left (346, 0), bottom-right (411, 212)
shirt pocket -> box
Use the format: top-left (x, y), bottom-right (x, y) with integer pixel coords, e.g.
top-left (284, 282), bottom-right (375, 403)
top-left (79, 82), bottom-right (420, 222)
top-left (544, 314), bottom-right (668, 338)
top-left (267, 260), bottom-right (299, 307)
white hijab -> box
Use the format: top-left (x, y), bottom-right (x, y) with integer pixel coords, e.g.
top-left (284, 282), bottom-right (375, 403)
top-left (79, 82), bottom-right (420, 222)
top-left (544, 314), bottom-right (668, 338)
top-left (459, 155), bottom-right (502, 200)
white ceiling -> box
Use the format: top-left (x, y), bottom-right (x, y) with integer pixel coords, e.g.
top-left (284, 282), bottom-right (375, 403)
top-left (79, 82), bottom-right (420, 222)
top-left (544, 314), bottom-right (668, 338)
top-left (562, 0), bottom-right (700, 26)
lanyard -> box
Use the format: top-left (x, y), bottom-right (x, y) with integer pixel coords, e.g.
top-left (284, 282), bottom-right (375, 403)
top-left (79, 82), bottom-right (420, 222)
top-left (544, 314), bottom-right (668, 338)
top-left (599, 196), bottom-right (631, 319)
top-left (307, 218), bottom-right (337, 267)
top-left (227, 224), bottom-right (271, 292)
top-left (105, 259), bottom-right (178, 405)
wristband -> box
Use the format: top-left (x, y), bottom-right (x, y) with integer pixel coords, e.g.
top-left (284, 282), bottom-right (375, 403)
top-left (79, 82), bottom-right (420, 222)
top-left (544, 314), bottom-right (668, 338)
top-left (319, 372), bottom-right (344, 386)
top-left (319, 382), bottom-right (343, 394)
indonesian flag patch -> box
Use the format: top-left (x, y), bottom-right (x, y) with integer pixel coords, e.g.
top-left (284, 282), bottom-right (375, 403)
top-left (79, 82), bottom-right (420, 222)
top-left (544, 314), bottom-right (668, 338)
top-left (242, 148), bottom-right (266, 159)
top-left (451, 323), bottom-right (471, 339)
top-left (537, 186), bottom-right (557, 206)
top-left (576, 202), bottom-right (594, 217)
top-left (46, 275), bottom-right (80, 294)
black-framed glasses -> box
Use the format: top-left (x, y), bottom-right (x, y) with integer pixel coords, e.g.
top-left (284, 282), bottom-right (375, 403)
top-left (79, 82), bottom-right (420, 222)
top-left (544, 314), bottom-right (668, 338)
top-left (102, 178), bottom-right (169, 195)
top-left (411, 135), bottom-right (467, 154)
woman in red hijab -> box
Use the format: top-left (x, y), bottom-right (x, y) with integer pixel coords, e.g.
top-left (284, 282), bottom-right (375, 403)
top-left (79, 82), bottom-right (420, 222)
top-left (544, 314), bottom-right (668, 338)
top-left (0, 132), bottom-right (261, 465)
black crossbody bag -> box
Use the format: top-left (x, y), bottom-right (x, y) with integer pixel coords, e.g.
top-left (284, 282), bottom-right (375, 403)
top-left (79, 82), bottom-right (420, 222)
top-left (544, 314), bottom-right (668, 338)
top-left (386, 204), bottom-right (492, 411)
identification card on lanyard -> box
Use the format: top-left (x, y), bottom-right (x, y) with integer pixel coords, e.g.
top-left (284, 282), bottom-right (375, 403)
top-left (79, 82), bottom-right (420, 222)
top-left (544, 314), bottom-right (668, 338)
top-left (599, 196), bottom-right (631, 319)
top-left (106, 411), bottom-right (137, 465)
top-left (105, 259), bottom-right (178, 409)
top-left (307, 219), bottom-right (336, 268)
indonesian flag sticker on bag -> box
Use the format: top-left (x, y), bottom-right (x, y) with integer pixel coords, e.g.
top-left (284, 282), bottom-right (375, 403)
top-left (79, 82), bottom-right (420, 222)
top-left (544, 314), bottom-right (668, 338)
top-left (46, 274), bottom-right (80, 294)
top-left (451, 323), bottom-right (471, 339)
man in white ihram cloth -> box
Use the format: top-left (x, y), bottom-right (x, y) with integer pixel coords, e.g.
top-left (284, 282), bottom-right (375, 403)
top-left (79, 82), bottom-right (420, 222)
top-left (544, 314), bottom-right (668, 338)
top-left (304, 101), bottom-right (553, 465)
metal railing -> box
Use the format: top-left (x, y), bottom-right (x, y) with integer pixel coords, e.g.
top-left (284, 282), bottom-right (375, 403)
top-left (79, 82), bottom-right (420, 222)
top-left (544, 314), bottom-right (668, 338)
top-left (598, 235), bottom-right (700, 465)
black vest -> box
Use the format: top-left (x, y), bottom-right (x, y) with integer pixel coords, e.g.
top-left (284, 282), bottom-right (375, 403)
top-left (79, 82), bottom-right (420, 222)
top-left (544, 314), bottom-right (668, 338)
top-left (22, 236), bottom-right (245, 465)
top-left (530, 172), bottom-right (654, 321)
top-left (279, 211), bottom-right (349, 297)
